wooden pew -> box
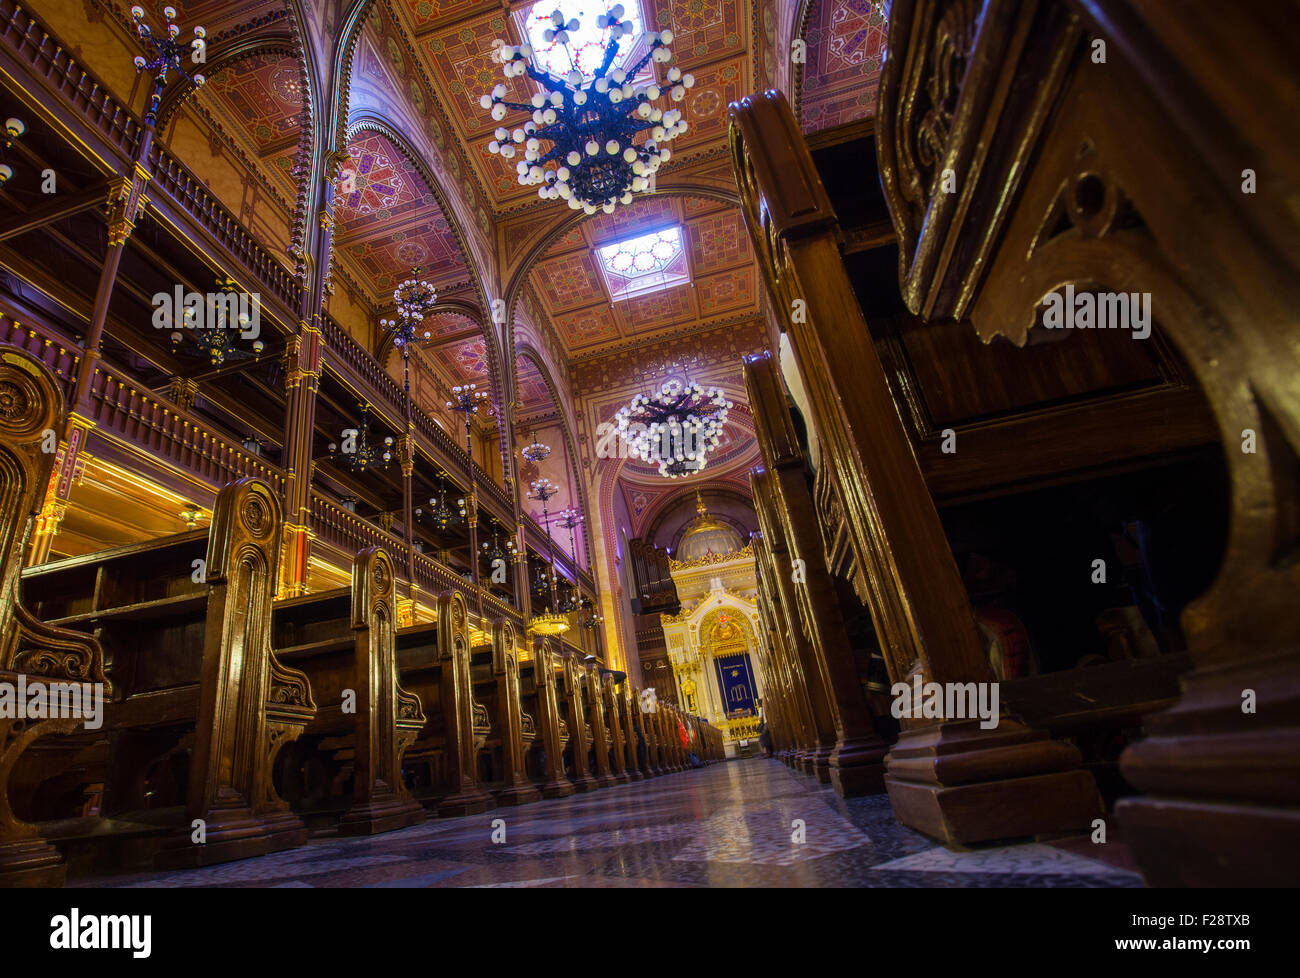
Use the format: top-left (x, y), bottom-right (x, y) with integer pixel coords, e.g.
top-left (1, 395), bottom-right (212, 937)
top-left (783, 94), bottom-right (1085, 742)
top-left (641, 687), bottom-right (663, 777)
top-left (270, 547), bottom-right (425, 835)
top-left (0, 348), bottom-right (110, 886)
top-left (558, 651), bottom-right (597, 791)
top-left (582, 659), bottom-right (618, 788)
top-left (619, 682), bottom-right (644, 781)
top-left (467, 619), bottom-right (540, 806)
top-left (601, 672), bottom-right (630, 784)
top-left (19, 476), bottom-right (317, 871)
top-left (395, 591), bottom-right (493, 816)
top-left (518, 635), bottom-right (573, 798)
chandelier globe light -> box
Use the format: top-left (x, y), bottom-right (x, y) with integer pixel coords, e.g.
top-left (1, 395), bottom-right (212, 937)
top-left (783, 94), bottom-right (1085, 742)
top-left (615, 378), bottom-right (730, 479)
top-left (480, 4), bottom-right (694, 214)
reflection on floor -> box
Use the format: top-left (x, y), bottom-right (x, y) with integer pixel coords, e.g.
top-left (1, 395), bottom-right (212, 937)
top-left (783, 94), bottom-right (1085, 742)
top-left (72, 758), bottom-right (1144, 888)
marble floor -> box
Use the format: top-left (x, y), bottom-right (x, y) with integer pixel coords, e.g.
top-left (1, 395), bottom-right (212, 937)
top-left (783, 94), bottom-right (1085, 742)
top-left (72, 758), bottom-right (1145, 888)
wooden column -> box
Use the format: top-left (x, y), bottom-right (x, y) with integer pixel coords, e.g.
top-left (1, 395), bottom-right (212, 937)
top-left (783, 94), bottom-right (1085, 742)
top-left (729, 90), bottom-right (1102, 844)
top-left (281, 149), bottom-right (345, 597)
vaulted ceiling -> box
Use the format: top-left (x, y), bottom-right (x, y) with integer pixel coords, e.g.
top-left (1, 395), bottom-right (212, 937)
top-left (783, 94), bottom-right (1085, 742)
top-left (30, 0), bottom-right (883, 547)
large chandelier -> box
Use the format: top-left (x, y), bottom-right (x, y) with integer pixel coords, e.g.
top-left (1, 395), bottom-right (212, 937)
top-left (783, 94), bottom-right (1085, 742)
top-left (521, 428), bottom-right (551, 464)
top-left (615, 379), bottom-right (730, 478)
top-left (480, 4), bottom-right (694, 214)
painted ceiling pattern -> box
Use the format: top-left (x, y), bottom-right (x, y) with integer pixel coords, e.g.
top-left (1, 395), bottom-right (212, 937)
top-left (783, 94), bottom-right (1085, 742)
top-left (186, 50), bottom-right (303, 212)
top-left (800, 0), bottom-right (887, 132)
top-left (368, 0), bottom-right (759, 215)
top-left (333, 131), bottom-right (469, 301)
top-left (526, 194), bottom-right (760, 356)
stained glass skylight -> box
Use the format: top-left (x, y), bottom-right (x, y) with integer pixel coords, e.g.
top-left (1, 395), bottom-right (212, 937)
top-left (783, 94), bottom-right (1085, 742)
top-left (596, 226), bottom-right (689, 299)
top-left (523, 2), bottom-right (645, 82)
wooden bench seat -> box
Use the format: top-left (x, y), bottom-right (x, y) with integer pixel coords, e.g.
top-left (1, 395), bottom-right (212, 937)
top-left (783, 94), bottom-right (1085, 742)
top-left (17, 477), bottom-right (316, 872)
top-left (270, 547), bottom-right (425, 835)
top-left (395, 591), bottom-right (493, 816)
top-left (518, 637), bottom-right (574, 798)
top-left (465, 620), bottom-right (539, 806)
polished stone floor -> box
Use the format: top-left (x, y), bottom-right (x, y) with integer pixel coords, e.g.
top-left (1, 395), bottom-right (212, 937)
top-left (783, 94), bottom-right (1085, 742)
top-left (73, 758), bottom-right (1144, 888)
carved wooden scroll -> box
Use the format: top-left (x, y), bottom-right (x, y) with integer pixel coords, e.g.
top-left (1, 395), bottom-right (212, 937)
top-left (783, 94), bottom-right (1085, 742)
top-left (491, 620), bottom-right (540, 806)
top-left (435, 590), bottom-right (492, 816)
top-left (339, 546), bottom-right (425, 834)
top-left (0, 349), bottom-right (107, 885)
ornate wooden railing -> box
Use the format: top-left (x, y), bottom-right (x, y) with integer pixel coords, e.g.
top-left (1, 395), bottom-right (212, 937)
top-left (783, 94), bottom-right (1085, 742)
top-left (1, 0), bottom-right (302, 318)
top-left (0, 313), bottom-right (78, 395)
top-left (0, 0), bottom-right (143, 159)
top-left (85, 366), bottom-right (286, 492)
top-left (147, 144), bottom-right (302, 312)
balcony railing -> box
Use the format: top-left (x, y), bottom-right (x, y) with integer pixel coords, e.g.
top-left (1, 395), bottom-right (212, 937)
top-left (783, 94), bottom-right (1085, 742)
top-left (86, 366), bottom-right (286, 492)
top-left (2, 0), bottom-right (302, 317)
top-left (147, 144), bottom-right (302, 312)
top-left (0, 0), bottom-right (144, 159)
top-left (0, 313), bottom-right (78, 395)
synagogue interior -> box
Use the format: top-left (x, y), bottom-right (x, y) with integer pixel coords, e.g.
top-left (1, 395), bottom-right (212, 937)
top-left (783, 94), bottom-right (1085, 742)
top-left (0, 0), bottom-right (1295, 892)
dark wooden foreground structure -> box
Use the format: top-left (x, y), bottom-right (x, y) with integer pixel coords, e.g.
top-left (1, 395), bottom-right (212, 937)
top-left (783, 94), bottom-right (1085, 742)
top-left (729, 0), bottom-right (1299, 886)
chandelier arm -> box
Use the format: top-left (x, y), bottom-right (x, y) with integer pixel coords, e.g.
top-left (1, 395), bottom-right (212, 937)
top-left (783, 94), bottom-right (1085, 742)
top-left (500, 100), bottom-right (536, 113)
top-left (596, 35), bottom-right (623, 78)
top-left (623, 46), bottom-right (659, 80)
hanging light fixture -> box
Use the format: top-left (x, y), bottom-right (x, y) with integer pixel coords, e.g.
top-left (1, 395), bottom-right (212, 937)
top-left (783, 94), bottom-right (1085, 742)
top-left (480, 4), bottom-right (694, 214)
top-left (379, 266), bottom-right (437, 395)
top-left (480, 520), bottom-right (519, 567)
top-left (528, 476), bottom-right (569, 635)
top-left (129, 5), bottom-right (207, 126)
top-left (615, 379), bottom-right (730, 478)
top-left (415, 476), bottom-right (467, 533)
top-left (170, 277), bottom-right (265, 366)
top-left (521, 428), bottom-right (551, 464)
top-left (325, 402), bottom-right (394, 473)
top-left (0, 117), bottom-right (26, 188)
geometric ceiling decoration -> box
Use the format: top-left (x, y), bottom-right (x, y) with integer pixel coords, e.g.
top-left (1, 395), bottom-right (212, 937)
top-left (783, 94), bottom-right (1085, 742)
top-left (333, 131), bottom-right (468, 303)
top-left (378, 0), bottom-right (756, 215)
top-left (199, 53), bottom-right (304, 206)
top-left (800, 0), bottom-right (888, 133)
